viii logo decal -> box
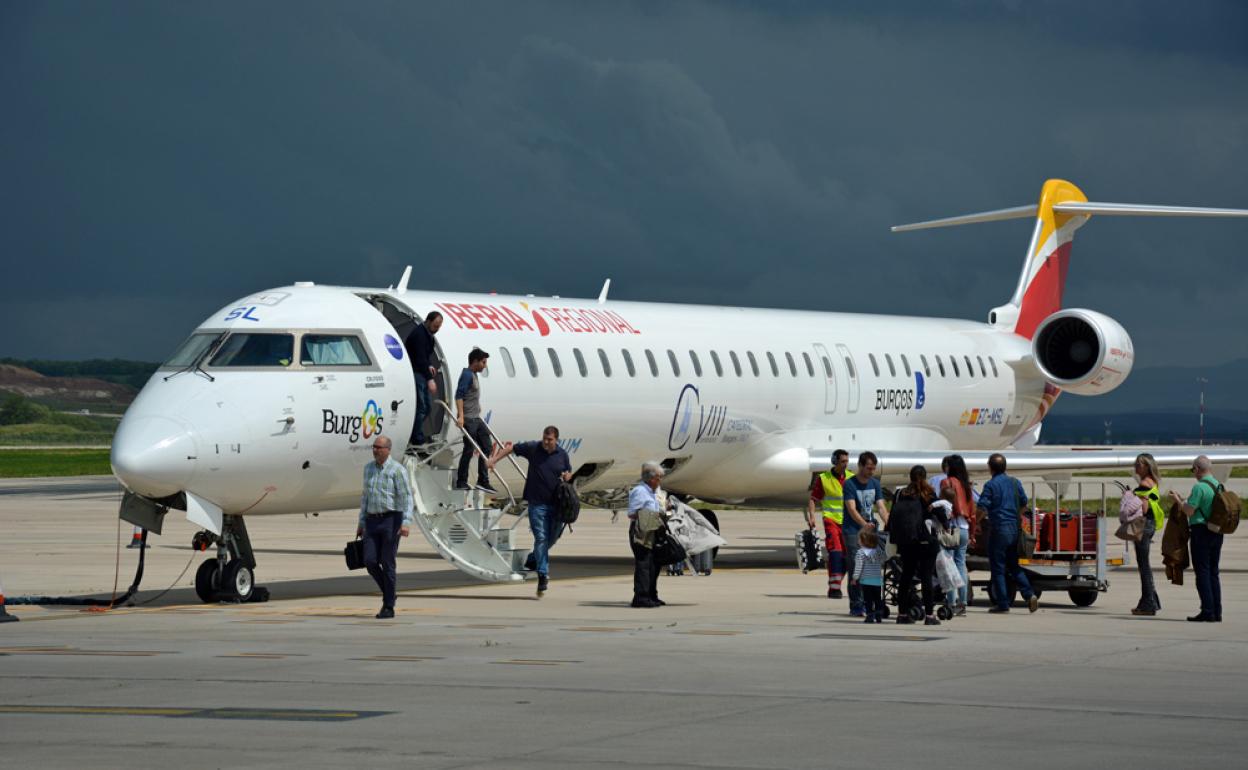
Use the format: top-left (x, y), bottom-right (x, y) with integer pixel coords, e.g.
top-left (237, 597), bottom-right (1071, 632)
top-left (667, 385), bottom-right (731, 451)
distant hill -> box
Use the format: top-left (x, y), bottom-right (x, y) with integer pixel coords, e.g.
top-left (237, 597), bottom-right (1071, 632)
top-left (0, 364), bottom-right (143, 413)
top-left (0, 358), bottom-right (159, 392)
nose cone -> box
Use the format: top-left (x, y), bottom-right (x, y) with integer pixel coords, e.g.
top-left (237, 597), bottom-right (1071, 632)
top-left (111, 416), bottom-right (198, 498)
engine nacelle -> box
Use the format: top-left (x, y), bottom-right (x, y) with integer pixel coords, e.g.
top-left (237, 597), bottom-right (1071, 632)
top-left (1032, 309), bottom-right (1134, 395)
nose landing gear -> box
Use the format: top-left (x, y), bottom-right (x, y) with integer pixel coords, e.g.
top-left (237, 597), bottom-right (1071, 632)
top-left (191, 515), bottom-right (265, 603)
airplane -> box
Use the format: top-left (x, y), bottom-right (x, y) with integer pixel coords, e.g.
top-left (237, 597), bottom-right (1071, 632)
top-left (110, 178), bottom-right (1248, 603)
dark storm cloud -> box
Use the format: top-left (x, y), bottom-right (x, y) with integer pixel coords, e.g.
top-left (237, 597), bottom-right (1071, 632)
top-left (2, 1), bottom-right (1246, 366)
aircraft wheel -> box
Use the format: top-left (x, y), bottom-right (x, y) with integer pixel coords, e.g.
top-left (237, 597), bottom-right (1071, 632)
top-left (1069, 589), bottom-right (1098, 607)
top-left (222, 561), bottom-right (255, 603)
top-left (194, 558), bottom-right (221, 603)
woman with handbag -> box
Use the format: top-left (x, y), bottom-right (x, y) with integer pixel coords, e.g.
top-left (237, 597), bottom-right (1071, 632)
top-left (939, 455), bottom-right (975, 616)
top-left (1131, 453), bottom-right (1164, 616)
top-left (888, 466), bottom-right (946, 625)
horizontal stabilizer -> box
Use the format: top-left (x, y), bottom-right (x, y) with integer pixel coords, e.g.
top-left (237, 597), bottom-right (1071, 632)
top-left (892, 200), bottom-right (1248, 232)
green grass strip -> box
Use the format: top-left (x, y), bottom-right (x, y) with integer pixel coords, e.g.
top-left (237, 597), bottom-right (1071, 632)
top-left (0, 449), bottom-right (113, 478)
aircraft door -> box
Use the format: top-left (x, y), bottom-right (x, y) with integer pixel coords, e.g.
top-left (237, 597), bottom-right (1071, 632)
top-left (812, 343), bottom-right (838, 414)
top-left (835, 343), bottom-right (860, 413)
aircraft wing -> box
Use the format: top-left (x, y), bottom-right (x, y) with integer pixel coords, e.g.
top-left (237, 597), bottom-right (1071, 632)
top-left (806, 447), bottom-right (1248, 478)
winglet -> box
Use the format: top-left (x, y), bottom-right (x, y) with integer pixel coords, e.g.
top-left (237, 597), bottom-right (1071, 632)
top-left (597, 278), bottom-right (611, 304)
top-left (396, 265), bottom-right (412, 295)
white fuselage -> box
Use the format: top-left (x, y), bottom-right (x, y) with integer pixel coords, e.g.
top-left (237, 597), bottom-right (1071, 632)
top-left (111, 283), bottom-right (1051, 514)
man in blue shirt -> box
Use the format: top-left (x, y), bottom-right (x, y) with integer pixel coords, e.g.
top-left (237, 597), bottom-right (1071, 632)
top-left (354, 436), bottom-right (414, 619)
top-left (490, 426), bottom-right (572, 597)
top-left (842, 451), bottom-right (890, 617)
top-left (627, 461), bottom-right (666, 608)
top-left (976, 453), bottom-right (1038, 614)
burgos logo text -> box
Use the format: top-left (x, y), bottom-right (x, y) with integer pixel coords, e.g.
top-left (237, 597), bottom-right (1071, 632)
top-left (322, 400), bottom-right (385, 443)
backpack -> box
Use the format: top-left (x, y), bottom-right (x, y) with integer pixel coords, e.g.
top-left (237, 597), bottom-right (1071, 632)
top-left (887, 492), bottom-right (928, 547)
top-left (1201, 479), bottom-right (1241, 535)
top-left (555, 480), bottom-right (581, 526)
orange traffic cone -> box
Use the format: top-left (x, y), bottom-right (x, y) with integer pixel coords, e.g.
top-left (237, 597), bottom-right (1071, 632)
top-left (0, 577), bottom-right (18, 623)
top-left (127, 526), bottom-right (145, 549)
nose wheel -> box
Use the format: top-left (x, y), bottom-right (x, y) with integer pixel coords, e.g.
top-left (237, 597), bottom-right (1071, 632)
top-left (190, 515), bottom-right (264, 603)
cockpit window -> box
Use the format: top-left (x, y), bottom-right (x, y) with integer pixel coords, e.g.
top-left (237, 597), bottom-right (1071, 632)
top-left (300, 335), bottom-right (371, 366)
top-left (209, 333), bottom-right (294, 367)
top-left (164, 333), bottom-right (221, 368)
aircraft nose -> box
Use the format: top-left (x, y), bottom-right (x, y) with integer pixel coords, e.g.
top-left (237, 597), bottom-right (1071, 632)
top-left (110, 415), bottom-right (198, 498)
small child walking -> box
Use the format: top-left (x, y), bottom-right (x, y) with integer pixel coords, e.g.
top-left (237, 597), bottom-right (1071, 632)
top-left (852, 529), bottom-right (886, 623)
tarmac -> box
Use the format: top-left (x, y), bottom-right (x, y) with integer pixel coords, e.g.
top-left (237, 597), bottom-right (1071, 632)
top-left (1, 474), bottom-right (1246, 768)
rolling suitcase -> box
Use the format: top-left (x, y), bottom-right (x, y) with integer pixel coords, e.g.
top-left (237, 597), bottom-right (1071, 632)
top-left (795, 528), bottom-right (825, 573)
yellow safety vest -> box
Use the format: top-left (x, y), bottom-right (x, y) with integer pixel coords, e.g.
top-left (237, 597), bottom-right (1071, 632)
top-left (819, 472), bottom-right (846, 524)
top-left (1135, 486), bottom-right (1165, 530)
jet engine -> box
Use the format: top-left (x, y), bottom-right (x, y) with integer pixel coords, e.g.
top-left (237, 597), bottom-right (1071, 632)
top-left (1032, 309), bottom-right (1134, 395)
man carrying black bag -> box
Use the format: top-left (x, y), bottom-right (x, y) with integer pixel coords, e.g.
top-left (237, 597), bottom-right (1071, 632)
top-left (628, 461), bottom-right (670, 608)
top-left (355, 436), bottom-right (413, 619)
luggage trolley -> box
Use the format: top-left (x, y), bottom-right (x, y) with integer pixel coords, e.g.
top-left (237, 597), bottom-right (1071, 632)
top-left (966, 481), bottom-right (1123, 608)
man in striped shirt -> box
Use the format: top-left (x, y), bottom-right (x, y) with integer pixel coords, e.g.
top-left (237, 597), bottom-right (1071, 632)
top-left (355, 436), bottom-right (414, 619)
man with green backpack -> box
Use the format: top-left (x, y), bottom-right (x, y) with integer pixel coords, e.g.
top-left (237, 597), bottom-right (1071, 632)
top-left (1170, 455), bottom-right (1241, 623)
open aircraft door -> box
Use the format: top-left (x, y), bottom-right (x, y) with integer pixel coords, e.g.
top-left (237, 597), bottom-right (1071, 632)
top-left (835, 344), bottom-right (860, 413)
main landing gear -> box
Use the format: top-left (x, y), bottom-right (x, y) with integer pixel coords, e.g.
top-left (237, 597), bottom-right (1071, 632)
top-left (192, 515), bottom-right (267, 603)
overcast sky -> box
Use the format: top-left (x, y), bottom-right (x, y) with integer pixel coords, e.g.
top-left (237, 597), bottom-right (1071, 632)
top-left (3, 1), bottom-right (1246, 368)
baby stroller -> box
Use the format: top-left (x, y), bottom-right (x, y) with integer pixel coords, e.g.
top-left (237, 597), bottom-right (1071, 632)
top-left (883, 553), bottom-right (954, 621)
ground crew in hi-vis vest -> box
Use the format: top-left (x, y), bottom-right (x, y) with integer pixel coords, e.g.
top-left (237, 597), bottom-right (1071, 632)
top-left (807, 450), bottom-right (849, 599)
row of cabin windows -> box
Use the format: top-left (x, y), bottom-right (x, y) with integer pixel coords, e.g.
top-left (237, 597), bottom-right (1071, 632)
top-left (484, 346), bottom-right (1001, 381)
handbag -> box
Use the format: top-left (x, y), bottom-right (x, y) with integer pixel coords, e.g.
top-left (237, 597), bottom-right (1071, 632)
top-left (1115, 516), bottom-right (1145, 543)
top-left (344, 539), bottom-right (365, 571)
top-left (651, 528), bottom-right (688, 566)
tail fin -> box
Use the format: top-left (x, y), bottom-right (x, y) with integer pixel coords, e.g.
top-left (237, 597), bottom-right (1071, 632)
top-left (891, 178), bottom-right (1248, 338)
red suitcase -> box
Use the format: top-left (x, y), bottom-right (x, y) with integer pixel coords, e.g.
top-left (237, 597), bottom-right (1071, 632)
top-left (1041, 512), bottom-right (1097, 552)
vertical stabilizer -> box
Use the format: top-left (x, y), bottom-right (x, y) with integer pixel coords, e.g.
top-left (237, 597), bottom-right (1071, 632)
top-left (1007, 179), bottom-right (1089, 338)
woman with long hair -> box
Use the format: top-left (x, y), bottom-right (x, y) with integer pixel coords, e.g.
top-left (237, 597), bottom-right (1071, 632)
top-left (1131, 453), bottom-right (1164, 616)
top-left (939, 454), bottom-right (975, 616)
top-left (889, 465), bottom-right (943, 625)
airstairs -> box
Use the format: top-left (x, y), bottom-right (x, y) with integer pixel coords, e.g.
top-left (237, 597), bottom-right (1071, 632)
top-left (402, 404), bottom-right (532, 583)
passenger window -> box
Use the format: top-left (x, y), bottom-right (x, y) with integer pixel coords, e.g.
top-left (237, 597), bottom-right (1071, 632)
top-left (936, 355), bottom-right (946, 377)
top-left (645, 349), bottom-right (659, 377)
top-left (524, 347), bottom-right (539, 377)
top-left (729, 351), bottom-right (743, 377)
top-left (885, 354), bottom-right (896, 377)
top-left (964, 355), bottom-right (974, 378)
top-left (919, 354), bottom-right (931, 377)
top-left (547, 348), bottom-right (563, 377)
top-left (822, 356), bottom-right (833, 378)
top-left (667, 349), bottom-right (681, 377)
top-left (990, 357), bottom-right (1000, 378)
top-left (573, 348), bottom-right (588, 377)
top-left (763, 352), bottom-right (776, 377)
top-left (785, 352), bottom-right (797, 377)
top-left (746, 352), bottom-right (760, 377)
top-left (500, 347), bottom-right (516, 377)
top-left (950, 356), bottom-right (960, 377)
top-left (622, 349), bottom-right (636, 377)
top-left (977, 355), bottom-right (987, 378)
top-left (844, 357), bottom-right (856, 378)
top-left (710, 351), bottom-right (724, 377)
top-left (689, 350), bottom-right (703, 377)
top-left (869, 354), bottom-right (880, 377)
top-left (300, 334), bottom-right (371, 366)
top-left (210, 333), bottom-right (294, 367)
top-left (598, 348), bottom-right (613, 377)
top-left (802, 352), bottom-right (814, 377)
top-left (900, 354), bottom-right (912, 377)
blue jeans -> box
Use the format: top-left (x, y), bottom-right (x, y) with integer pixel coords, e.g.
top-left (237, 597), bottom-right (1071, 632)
top-left (842, 525), bottom-right (863, 613)
top-left (363, 511), bottom-right (402, 609)
top-left (1190, 524), bottom-right (1224, 618)
top-left (528, 503), bottom-right (564, 577)
top-left (988, 526), bottom-right (1034, 609)
top-left (944, 526), bottom-right (969, 607)
top-left (413, 377), bottom-right (432, 442)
